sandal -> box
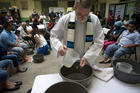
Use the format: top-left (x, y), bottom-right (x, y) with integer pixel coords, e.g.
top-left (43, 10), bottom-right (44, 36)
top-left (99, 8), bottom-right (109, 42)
top-left (18, 67), bottom-right (28, 72)
top-left (4, 86), bottom-right (20, 91)
top-left (99, 59), bottom-right (111, 64)
top-left (15, 81), bottom-right (22, 86)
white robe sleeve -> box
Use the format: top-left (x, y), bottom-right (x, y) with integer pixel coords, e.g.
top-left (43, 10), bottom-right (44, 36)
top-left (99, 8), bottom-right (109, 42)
top-left (50, 17), bottom-right (66, 57)
top-left (84, 18), bottom-right (104, 66)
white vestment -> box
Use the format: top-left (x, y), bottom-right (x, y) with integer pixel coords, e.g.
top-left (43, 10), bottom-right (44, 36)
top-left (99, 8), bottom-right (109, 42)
top-left (50, 11), bottom-right (104, 67)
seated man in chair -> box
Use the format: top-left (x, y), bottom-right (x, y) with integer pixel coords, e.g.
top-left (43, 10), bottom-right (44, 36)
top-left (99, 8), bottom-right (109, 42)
top-left (100, 21), bottom-right (140, 64)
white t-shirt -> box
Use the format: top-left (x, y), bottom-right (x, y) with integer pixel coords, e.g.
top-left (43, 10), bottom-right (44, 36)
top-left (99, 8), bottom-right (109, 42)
top-left (17, 26), bottom-right (27, 37)
top-left (35, 34), bottom-right (47, 47)
top-left (26, 26), bottom-right (33, 31)
top-left (40, 15), bottom-right (46, 19)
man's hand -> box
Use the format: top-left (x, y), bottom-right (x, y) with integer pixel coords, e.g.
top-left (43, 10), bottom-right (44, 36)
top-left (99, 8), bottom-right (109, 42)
top-left (80, 57), bottom-right (87, 67)
top-left (58, 45), bottom-right (67, 56)
top-left (122, 45), bottom-right (129, 48)
top-left (7, 52), bottom-right (12, 55)
top-left (17, 43), bottom-right (20, 47)
top-left (0, 25), bottom-right (3, 28)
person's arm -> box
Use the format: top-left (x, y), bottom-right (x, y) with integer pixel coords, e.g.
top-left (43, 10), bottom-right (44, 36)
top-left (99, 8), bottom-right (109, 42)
top-left (0, 25), bottom-right (3, 28)
top-left (34, 34), bottom-right (40, 48)
top-left (8, 42), bottom-right (19, 47)
top-left (123, 33), bottom-right (140, 48)
top-left (115, 37), bottom-right (120, 45)
top-left (50, 16), bottom-right (66, 56)
top-left (48, 14), bottom-right (51, 21)
top-left (1, 34), bottom-right (18, 47)
top-left (113, 32), bottom-right (121, 39)
top-left (83, 17), bottom-right (104, 67)
top-left (122, 44), bottom-right (137, 48)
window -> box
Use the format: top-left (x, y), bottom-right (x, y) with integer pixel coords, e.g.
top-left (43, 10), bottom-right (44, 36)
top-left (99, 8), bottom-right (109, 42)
top-left (21, 1), bottom-right (28, 10)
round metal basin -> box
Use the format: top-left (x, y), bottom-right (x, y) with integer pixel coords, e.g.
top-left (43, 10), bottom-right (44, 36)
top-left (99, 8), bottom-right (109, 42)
top-left (113, 59), bottom-right (140, 84)
top-left (60, 62), bottom-right (93, 87)
top-left (33, 54), bottom-right (44, 63)
top-left (45, 81), bottom-right (88, 93)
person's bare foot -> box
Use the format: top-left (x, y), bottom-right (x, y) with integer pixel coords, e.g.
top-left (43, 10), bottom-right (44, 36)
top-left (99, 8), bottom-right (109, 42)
top-left (6, 84), bottom-right (15, 89)
top-left (25, 56), bottom-right (32, 62)
top-left (4, 83), bottom-right (20, 91)
top-left (7, 81), bottom-right (16, 86)
top-left (108, 63), bottom-right (112, 67)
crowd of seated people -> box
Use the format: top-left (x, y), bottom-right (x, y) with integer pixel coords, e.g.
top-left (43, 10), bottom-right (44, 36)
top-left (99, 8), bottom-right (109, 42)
top-left (100, 21), bottom-right (140, 66)
top-left (104, 21), bottom-right (127, 50)
top-left (0, 9), bottom-right (51, 92)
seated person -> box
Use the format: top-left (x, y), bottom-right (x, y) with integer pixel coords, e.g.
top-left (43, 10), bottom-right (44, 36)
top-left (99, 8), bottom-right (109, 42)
top-left (34, 29), bottom-right (50, 55)
top-left (39, 11), bottom-right (46, 24)
top-left (17, 22), bottom-right (34, 42)
top-left (100, 21), bottom-right (140, 64)
top-left (0, 21), bottom-right (31, 61)
top-left (32, 15), bottom-right (40, 29)
top-left (0, 45), bottom-right (27, 72)
top-left (18, 22), bottom-right (35, 47)
top-left (47, 20), bottom-right (56, 31)
top-left (104, 21), bottom-right (126, 50)
top-left (0, 59), bottom-right (22, 91)
top-left (15, 30), bottom-right (29, 48)
top-left (122, 15), bottom-right (130, 29)
top-left (25, 20), bottom-right (33, 34)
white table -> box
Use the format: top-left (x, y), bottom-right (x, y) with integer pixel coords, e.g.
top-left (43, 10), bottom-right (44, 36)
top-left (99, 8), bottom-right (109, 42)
top-left (31, 74), bottom-right (140, 93)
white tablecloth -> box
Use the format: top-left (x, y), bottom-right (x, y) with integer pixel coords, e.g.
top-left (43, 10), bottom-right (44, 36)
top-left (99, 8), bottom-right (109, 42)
top-left (31, 73), bottom-right (140, 93)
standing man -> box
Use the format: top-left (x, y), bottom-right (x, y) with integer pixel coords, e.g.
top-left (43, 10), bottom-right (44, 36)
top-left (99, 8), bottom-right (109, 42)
top-left (50, 0), bottom-right (104, 67)
top-left (48, 8), bottom-right (56, 22)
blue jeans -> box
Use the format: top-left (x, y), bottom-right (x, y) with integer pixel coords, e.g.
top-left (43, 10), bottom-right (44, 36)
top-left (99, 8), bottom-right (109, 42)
top-left (0, 59), bottom-right (13, 68)
top-left (0, 70), bottom-right (8, 83)
top-left (104, 44), bottom-right (133, 60)
top-left (9, 47), bottom-right (24, 54)
top-left (36, 44), bottom-right (50, 55)
top-left (0, 52), bottom-right (19, 67)
top-left (9, 43), bottom-right (28, 54)
top-left (20, 43), bottom-right (28, 49)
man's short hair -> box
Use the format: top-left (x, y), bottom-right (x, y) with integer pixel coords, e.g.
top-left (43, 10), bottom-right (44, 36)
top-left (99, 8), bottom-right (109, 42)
top-left (15, 30), bottom-right (20, 35)
top-left (74, 0), bottom-right (92, 9)
top-left (25, 20), bottom-right (30, 23)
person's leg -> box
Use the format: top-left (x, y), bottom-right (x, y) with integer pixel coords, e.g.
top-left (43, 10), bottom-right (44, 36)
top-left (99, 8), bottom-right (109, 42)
top-left (10, 47), bottom-right (24, 60)
top-left (101, 44), bottom-right (119, 62)
top-left (43, 45), bottom-right (50, 55)
top-left (0, 70), bottom-right (8, 84)
top-left (0, 54), bottom-right (27, 72)
top-left (0, 59), bottom-right (13, 69)
top-left (0, 70), bottom-right (8, 89)
top-left (112, 47), bottom-right (132, 60)
top-left (36, 47), bottom-right (44, 55)
top-left (1, 70), bottom-right (20, 90)
top-left (103, 41), bottom-right (115, 50)
top-left (0, 55), bottom-right (19, 68)
top-left (10, 47), bottom-right (30, 61)
top-left (20, 43), bottom-right (28, 49)
top-left (0, 63), bottom-right (20, 90)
